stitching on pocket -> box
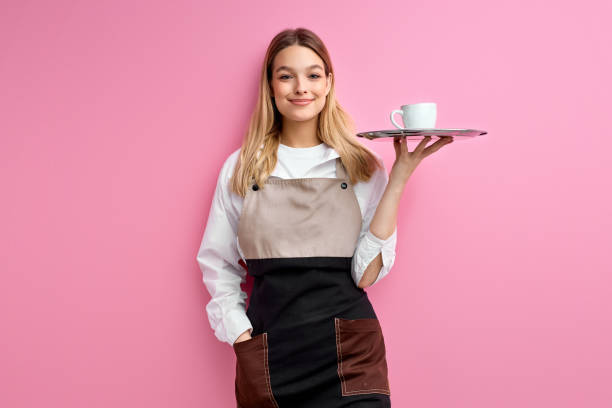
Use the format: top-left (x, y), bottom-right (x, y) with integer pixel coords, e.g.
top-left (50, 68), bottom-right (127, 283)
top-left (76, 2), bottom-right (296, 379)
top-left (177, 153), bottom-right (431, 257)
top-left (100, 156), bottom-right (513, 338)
top-left (334, 317), bottom-right (391, 396)
top-left (262, 333), bottom-right (279, 408)
top-left (234, 332), bottom-right (279, 408)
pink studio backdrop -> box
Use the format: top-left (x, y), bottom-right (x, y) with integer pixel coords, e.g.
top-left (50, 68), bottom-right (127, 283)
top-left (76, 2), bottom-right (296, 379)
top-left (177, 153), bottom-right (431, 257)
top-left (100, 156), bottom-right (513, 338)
top-left (1, 0), bottom-right (610, 407)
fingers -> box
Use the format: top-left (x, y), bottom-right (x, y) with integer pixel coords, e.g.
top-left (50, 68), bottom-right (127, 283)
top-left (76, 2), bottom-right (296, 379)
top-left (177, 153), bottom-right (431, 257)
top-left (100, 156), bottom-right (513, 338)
top-left (422, 136), bottom-right (453, 157)
top-left (413, 135), bottom-right (432, 155)
top-left (394, 135), bottom-right (409, 156)
top-left (393, 136), bottom-right (402, 157)
top-left (394, 135), bottom-right (452, 159)
top-left (401, 135), bottom-right (409, 155)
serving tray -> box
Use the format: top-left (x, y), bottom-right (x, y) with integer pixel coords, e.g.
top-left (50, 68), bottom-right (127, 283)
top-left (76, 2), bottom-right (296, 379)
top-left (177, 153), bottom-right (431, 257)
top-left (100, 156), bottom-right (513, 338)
top-left (357, 128), bottom-right (487, 141)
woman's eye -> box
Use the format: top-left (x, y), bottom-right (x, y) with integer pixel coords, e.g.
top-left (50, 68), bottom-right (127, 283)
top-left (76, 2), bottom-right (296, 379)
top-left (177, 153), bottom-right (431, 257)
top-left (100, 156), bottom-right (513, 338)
top-left (278, 74), bottom-right (321, 80)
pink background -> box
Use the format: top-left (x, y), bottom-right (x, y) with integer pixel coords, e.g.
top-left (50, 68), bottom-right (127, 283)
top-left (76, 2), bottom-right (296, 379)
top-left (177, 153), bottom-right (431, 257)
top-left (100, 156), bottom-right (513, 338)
top-left (1, 0), bottom-right (610, 407)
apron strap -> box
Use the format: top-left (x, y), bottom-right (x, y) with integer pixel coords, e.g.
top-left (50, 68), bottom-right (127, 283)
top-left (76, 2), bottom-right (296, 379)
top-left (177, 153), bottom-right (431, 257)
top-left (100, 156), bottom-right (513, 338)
top-left (335, 157), bottom-right (348, 180)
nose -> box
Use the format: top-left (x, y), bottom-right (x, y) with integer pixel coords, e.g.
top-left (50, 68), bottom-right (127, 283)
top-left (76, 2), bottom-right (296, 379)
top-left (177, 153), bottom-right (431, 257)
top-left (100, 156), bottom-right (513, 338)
top-left (295, 77), bottom-right (308, 95)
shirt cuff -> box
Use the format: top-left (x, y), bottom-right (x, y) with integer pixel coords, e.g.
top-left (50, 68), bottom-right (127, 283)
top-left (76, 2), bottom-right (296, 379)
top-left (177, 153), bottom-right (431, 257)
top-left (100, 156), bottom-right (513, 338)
top-left (222, 308), bottom-right (253, 346)
top-left (352, 226), bottom-right (397, 287)
top-left (365, 225), bottom-right (397, 247)
top-left (368, 226), bottom-right (396, 270)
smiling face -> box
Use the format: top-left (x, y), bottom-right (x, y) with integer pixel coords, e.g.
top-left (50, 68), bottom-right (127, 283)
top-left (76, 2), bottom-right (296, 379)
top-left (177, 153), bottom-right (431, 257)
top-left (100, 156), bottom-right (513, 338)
top-left (270, 45), bottom-right (332, 123)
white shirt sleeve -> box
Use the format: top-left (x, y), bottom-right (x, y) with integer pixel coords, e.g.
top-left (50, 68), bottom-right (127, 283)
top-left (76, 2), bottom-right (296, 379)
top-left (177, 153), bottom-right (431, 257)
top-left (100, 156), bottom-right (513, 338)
top-left (351, 156), bottom-right (398, 287)
top-left (196, 152), bottom-right (253, 346)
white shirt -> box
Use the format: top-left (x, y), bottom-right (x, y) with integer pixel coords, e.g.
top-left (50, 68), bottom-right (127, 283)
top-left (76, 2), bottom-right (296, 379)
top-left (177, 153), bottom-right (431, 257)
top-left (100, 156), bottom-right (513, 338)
top-left (196, 142), bottom-right (398, 346)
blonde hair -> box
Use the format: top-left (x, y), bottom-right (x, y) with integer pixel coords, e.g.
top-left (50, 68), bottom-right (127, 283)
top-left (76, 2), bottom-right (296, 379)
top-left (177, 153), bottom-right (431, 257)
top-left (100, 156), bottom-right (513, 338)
top-left (230, 27), bottom-right (383, 198)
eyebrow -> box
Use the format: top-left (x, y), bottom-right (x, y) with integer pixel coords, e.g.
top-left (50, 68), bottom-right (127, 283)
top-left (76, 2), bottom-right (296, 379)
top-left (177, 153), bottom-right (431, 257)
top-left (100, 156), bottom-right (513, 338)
top-left (275, 64), bottom-right (324, 73)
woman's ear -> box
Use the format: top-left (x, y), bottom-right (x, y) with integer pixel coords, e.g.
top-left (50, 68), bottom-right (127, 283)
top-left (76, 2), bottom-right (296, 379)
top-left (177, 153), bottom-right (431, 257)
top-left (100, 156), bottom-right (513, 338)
top-left (326, 73), bottom-right (333, 96)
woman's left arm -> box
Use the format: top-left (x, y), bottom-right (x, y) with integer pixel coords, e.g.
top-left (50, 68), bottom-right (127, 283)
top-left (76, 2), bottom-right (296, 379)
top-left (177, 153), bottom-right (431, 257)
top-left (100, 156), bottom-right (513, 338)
top-left (358, 135), bottom-right (454, 288)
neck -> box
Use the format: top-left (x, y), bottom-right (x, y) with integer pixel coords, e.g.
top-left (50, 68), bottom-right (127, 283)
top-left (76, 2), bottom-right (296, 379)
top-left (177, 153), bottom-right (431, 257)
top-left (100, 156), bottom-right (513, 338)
top-left (279, 116), bottom-right (321, 147)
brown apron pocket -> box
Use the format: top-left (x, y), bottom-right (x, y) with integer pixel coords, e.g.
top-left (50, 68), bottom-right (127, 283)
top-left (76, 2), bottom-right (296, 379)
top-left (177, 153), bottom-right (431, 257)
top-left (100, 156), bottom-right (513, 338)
top-left (233, 332), bottom-right (279, 408)
top-left (334, 317), bottom-right (391, 396)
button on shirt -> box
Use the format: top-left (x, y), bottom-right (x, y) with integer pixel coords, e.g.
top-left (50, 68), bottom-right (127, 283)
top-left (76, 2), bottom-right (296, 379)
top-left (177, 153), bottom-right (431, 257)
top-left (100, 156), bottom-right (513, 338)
top-left (196, 142), bottom-right (398, 346)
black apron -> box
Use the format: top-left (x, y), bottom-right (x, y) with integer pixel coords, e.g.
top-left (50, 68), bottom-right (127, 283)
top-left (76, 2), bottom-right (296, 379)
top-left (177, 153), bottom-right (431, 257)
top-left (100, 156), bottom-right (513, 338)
top-left (234, 157), bottom-right (391, 408)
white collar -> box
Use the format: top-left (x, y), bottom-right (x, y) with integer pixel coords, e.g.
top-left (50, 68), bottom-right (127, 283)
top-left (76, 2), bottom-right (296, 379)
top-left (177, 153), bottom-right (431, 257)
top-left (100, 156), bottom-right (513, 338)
top-left (256, 141), bottom-right (341, 162)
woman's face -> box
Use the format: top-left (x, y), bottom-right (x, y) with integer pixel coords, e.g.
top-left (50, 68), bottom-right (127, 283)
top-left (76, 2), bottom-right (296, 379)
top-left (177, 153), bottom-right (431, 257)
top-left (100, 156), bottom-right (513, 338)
top-left (270, 45), bottom-right (332, 123)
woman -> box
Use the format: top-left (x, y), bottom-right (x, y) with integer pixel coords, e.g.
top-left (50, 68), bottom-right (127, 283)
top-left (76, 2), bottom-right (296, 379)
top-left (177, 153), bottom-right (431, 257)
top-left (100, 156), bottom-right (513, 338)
top-left (197, 27), bottom-right (452, 408)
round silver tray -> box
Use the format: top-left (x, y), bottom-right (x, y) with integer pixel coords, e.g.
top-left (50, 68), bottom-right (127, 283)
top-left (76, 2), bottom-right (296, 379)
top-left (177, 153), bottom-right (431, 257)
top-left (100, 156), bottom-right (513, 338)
top-left (357, 128), bottom-right (487, 141)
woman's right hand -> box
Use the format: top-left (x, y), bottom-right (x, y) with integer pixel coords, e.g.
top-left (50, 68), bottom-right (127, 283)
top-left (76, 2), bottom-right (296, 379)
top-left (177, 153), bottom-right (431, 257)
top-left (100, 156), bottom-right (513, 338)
top-left (233, 329), bottom-right (253, 344)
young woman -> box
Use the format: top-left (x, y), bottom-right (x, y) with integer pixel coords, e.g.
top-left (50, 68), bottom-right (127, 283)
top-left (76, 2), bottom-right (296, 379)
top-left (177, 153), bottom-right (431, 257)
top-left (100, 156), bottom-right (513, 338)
top-left (197, 27), bottom-right (452, 408)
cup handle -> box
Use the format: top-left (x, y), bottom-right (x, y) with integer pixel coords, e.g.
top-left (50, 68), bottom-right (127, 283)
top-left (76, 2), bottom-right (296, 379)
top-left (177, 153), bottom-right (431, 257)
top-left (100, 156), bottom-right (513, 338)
top-left (390, 110), bottom-right (404, 129)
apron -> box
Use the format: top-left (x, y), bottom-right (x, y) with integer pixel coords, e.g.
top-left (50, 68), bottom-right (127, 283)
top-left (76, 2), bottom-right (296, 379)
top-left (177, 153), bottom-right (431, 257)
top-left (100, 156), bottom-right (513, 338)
top-left (234, 157), bottom-right (391, 408)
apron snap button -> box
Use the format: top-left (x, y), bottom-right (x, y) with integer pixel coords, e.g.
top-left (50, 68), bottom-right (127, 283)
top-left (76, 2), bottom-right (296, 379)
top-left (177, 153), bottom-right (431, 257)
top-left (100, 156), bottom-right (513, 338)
top-left (252, 184), bottom-right (259, 191)
top-left (340, 182), bottom-right (347, 189)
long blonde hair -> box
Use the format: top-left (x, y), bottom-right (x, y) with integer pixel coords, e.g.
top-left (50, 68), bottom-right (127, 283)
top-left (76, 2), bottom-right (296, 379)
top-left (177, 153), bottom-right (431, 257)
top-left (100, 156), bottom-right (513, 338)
top-left (230, 27), bottom-right (383, 198)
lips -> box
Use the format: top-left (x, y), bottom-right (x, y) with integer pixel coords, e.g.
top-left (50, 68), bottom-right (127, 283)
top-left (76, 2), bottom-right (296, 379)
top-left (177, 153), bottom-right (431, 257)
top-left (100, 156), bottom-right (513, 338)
top-left (290, 99), bottom-right (314, 105)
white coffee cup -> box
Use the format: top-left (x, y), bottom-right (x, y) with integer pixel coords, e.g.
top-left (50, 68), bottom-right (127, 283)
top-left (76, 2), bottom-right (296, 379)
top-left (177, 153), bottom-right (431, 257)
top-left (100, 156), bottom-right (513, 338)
top-left (390, 102), bottom-right (437, 129)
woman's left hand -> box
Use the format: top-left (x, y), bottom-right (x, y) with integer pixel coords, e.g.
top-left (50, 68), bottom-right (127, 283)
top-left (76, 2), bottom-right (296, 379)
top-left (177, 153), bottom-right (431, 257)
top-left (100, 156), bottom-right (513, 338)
top-left (389, 135), bottom-right (453, 186)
